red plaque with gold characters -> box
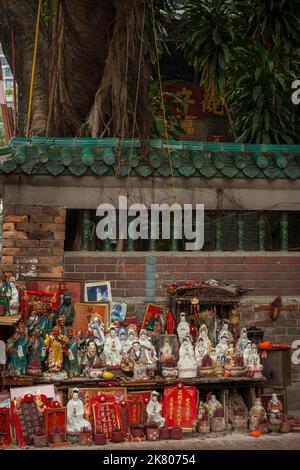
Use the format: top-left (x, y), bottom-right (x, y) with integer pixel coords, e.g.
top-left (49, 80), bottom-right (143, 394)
top-left (20, 290), bottom-right (59, 321)
top-left (126, 391), bottom-right (152, 429)
top-left (162, 383), bottom-right (198, 431)
top-left (91, 395), bottom-right (123, 440)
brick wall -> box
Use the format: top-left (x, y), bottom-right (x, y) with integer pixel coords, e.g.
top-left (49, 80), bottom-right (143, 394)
top-left (64, 253), bottom-right (300, 298)
top-left (1, 204), bottom-right (66, 278)
top-left (239, 302), bottom-right (300, 383)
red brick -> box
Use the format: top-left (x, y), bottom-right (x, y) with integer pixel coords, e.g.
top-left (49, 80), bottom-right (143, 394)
top-left (3, 231), bottom-right (28, 239)
top-left (43, 207), bottom-right (66, 216)
top-left (14, 205), bottom-right (43, 215)
top-left (4, 215), bottom-right (28, 223)
top-left (2, 256), bottom-right (14, 264)
top-left (75, 264), bottom-right (96, 273)
top-left (41, 240), bottom-right (64, 248)
top-left (16, 223), bottom-right (41, 232)
top-left (84, 273), bottom-right (105, 281)
top-left (64, 273), bottom-right (85, 280)
top-left (84, 256), bottom-right (106, 264)
top-left (3, 222), bottom-right (15, 231)
top-left (39, 256), bottom-right (63, 264)
top-left (64, 256), bottom-right (86, 264)
top-left (111, 289), bottom-right (126, 297)
top-left (1, 239), bottom-right (15, 247)
top-left (30, 215), bottom-right (55, 223)
top-left (54, 216), bottom-right (66, 224)
top-left (28, 231), bottom-right (53, 240)
top-left (52, 248), bottom-right (64, 256)
top-left (96, 265), bottom-right (115, 273)
top-left (38, 272), bottom-right (63, 279)
top-left (0, 264), bottom-right (18, 272)
top-left (65, 265), bottom-right (75, 272)
top-left (54, 232), bottom-right (65, 240)
top-left (42, 223), bottom-right (65, 232)
top-left (15, 239), bottom-right (40, 248)
top-left (125, 289), bottom-right (145, 297)
top-left (2, 247), bottom-right (27, 256)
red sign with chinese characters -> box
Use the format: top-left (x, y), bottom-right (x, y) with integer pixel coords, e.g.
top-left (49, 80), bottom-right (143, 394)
top-left (126, 391), bottom-right (152, 428)
top-left (162, 383), bottom-right (197, 431)
top-left (91, 395), bottom-right (123, 440)
top-left (164, 83), bottom-right (225, 119)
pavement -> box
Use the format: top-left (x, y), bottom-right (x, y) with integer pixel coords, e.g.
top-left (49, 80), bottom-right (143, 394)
top-left (2, 431), bottom-right (300, 450)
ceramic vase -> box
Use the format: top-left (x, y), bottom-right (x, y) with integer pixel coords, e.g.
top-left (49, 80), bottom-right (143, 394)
top-left (94, 432), bottom-right (106, 445)
top-left (159, 427), bottom-right (170, 440)
top-left (146, 427), bottom-right (160, 441)
top-left (170, 427), bottom-right (183, 440)
top-left (197, 420), bottom-right (210, 434)
top-left (111, 430), bottom-right (124, 443)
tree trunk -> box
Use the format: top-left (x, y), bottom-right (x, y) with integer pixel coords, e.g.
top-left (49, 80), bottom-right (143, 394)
top-left (0, 0), bottom-right (49, 135)
top-left (0, 0), bottom-right (151, 139)
top-left (46, 0), bottom-right (115, 136)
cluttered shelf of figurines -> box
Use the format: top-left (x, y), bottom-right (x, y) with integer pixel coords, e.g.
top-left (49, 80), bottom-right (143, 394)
top-left (0, 276), bottom-right (296, 447)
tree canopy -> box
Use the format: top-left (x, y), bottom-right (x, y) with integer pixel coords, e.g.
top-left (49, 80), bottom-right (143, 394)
top-left (0, 0), bottom-right (299, 143)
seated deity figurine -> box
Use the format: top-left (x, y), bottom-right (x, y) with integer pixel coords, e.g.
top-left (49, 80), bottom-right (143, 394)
top-left (103, 326), bottom-right (122, 367)
top-left (55, 291), bottom-right (75, 326)
top-left (215, 334), bottom-right (229, 365)
top-left (249, 398), bottom-right (268, 432)
top-left (243, 340), bottom-right (252, 367)
top-left (146, 391), bottom-right (165, 428)
top-left (228, 389), bottom-right (249, 424)
top-left (177, 334), bottom-right (197, 378)
top-left (128, 341), bottom-right (150, 380)
top-left (225, 342), bottom-right (236, 368)
top-left (266, 393), bottom-right (283, 417)
top-left (44, 326), bottom-right (67, 374)
top-left (237, 327), bottom-right (249, 355)
top-left (81, 329), bottom-right (103, 375)
top-left (248, 343), bottom-right (263, 377)
top-left (139, 329), bottom-right (157, 364)
top-left (177, 312), bottom-right (190, 344)
top-left (122, 325), bottom-right (138, 354)
top-left (7, 323), bottom-right (28, 375)
top-left (198, 324), bottom-right (212, 352)
top-left (206, 394), bottom-right (223, 419)
top-left (9, 277), bottom-right (19, 316)
top-left (66, 388), bottom-right (92, 435)
top-left (218, 320), bottom-right (233, 344)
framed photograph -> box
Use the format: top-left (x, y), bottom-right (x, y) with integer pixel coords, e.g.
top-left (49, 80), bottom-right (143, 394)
top-left (26, 278), bottom-right (83, 304)
top-left (73, 302), bottom-right (109, 335)
top-left (141, 303), bottom-right (166, 332)
top-left (159, 334), bottom-right (179, 366)
top-left (111, 301), bottom-right (127, 322)
top-left (84, 281), bottom-right (112, 303)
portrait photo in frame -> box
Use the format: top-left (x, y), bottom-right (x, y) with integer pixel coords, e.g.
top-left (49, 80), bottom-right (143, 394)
top-left (159, 334), bottom-right (179, 366)
top-left (84, 281), bottom-right (112, 303)
top-left (111, 301), bottom-right (127, 322)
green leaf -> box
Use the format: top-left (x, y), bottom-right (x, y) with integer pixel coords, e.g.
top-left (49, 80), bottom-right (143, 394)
top-left (264, 109), bottom-right (270, 131)
top-left (255, 67), bottom-right (262, 82)
top-left (253, 86), bottom-right (262, 102)
top-left (251, 112), bottom-right (260, 136)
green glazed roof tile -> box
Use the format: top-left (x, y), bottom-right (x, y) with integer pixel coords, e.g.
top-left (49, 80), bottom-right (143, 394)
top-left (1, 138), bottom-right (300, 179)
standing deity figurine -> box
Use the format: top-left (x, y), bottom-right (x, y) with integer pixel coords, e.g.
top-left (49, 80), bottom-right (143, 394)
top-left (0, 274), bottom-right (12, 315)
top-left (237, 327), bottom-right (249, 355)
top-left (65, 327), bottom-right (81, 377)
top-left (177, 312), bottom-right (190, 344)
top-left (7, 323), bottom-right (28, 375)
top-left (55, 291), bottom-right (75, 326)
top-left (44, 326), bottom-right (67, 373)
top-left (66, 388), bottom-right (92, 435)
top-left (103, 326), bottom-right (122, 367)
top-left (9, 277), bottom-right (19, 316)
top-left (198, 324), bottom-right (212, 352)
top-left (27, 329), bottom-right (46, 376)
top-left (177, 334), bottom-right (197, 378)
top-left (146, 391), bottom-right (165, 428)
top-left (215, 334), bottom-right (229, 364)
top-left (248, 343), bottom-right (263, 377)
top-left (206, 394), bottom-right (223, 419)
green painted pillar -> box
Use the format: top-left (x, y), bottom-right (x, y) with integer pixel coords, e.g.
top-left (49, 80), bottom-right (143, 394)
top-left (237, 214), bottom-right (245, 251)
top-left (127, 216), bottom-right (135, 251)
top-left (149, 219), bottom-right (157, 251)
top-left (81, 210), bottom-right (93, 251)
top-left (170, 217), bottom-right (179, 251)
top-left (258, 213), bottom-right (266, 251)
top-left (215, 217), bottom-right (223, 251)
top-left (280, 212), bottom-right (289, 251)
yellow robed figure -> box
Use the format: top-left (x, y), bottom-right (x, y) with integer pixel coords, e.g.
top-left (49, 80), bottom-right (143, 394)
top-left (45, 326), bottom-right (67, 372)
